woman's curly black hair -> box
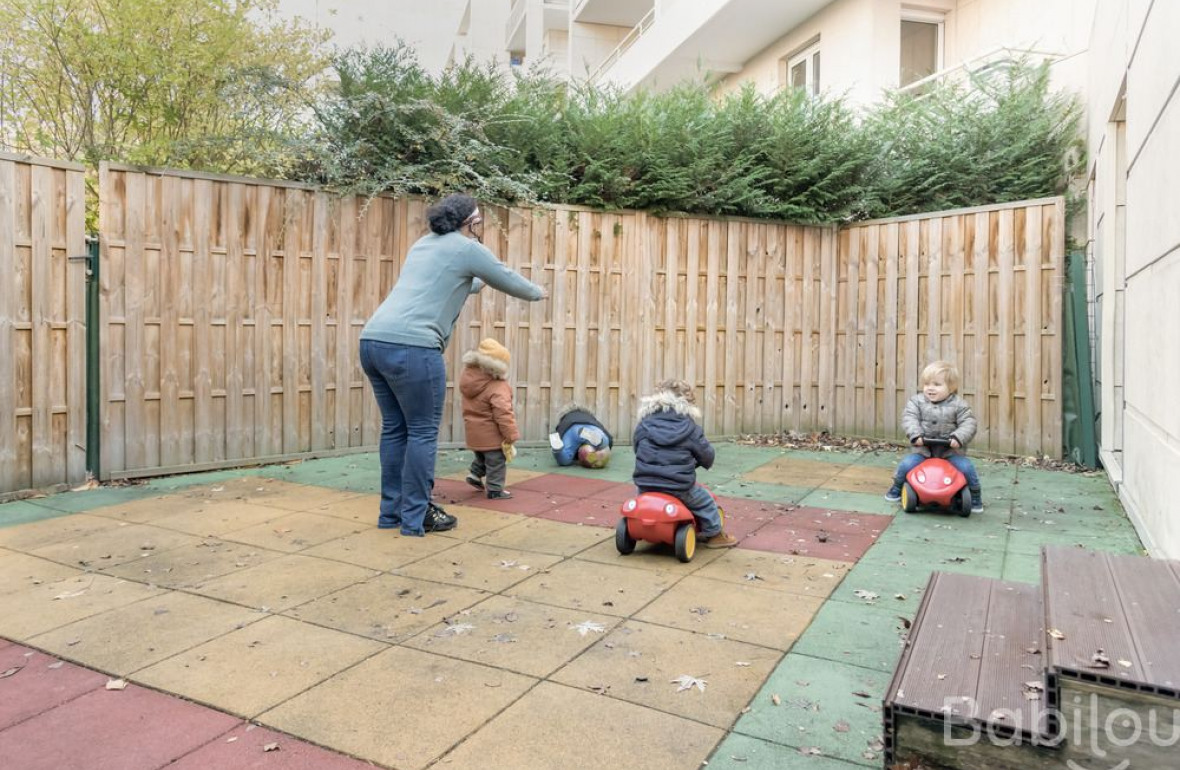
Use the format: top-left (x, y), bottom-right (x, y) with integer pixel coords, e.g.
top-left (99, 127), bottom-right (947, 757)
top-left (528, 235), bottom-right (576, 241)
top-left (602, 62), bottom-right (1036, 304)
top-left (426, 194), bottom-right (478, 235)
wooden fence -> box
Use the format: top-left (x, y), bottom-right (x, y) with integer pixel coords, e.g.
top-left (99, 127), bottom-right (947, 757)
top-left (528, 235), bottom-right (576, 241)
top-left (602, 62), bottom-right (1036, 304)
top-left (88, 164), bottom-right (1063, 481)
top-left (0, 153), bottom-right (88, 498)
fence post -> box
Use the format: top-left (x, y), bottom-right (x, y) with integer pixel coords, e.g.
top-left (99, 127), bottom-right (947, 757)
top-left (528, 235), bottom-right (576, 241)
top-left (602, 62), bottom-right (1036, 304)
top-left (84, 236), bottom-right (101, 478)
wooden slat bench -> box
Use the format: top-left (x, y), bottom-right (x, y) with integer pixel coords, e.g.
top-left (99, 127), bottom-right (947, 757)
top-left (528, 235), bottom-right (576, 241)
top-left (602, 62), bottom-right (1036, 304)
top-left (884, 572), bottom-right (1055, 769)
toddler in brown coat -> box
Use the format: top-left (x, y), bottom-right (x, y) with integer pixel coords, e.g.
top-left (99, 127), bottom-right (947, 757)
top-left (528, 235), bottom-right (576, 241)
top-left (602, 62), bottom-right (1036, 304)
top-left (460, 338), bottom-right (520, 499)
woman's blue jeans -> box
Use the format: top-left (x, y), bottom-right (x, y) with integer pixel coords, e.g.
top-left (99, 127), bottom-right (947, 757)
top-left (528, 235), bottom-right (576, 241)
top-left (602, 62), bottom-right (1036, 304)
top-left (359, 340), bottom-right (445, 536)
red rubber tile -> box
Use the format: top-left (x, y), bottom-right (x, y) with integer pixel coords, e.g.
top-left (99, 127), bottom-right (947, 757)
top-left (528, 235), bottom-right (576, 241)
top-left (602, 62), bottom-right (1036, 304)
top-left (513, 473), bottom-right (620, 498)
top-left (714, 494), bottom-right (797, 522)
top-left (532, 497), bottom-right (617, 527)
top-left (776, 506), bottom-right (892, 537)
top-left (432, 478), bottom-right (485, 505)
top-left (468, 489), bottom-right (578, 516)
top-left (0, 683), bottom-right (239, 770)
top-left (0, 646), bottom-right (106, 730)
top-left (168, 723), bottom-right (375, 770)
top-left (588, 482), bottom-right (639, 505)
top-left (739, 522), bottom-right (880, 561)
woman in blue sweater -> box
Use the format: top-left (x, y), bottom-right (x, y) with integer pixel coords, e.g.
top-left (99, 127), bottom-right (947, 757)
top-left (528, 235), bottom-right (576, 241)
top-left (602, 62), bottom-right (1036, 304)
top-left (359, 194), bottom-right (547, 536)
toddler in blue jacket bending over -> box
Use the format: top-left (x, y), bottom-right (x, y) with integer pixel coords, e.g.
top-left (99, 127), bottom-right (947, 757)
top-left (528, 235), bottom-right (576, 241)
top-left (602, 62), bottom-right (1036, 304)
top-left (632, 379), bottom-right (737, 548)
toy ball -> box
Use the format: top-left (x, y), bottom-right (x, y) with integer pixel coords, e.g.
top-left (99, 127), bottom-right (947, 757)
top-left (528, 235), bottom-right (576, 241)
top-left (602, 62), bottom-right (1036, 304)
top-left (577, 444), bottom-right (611, 468)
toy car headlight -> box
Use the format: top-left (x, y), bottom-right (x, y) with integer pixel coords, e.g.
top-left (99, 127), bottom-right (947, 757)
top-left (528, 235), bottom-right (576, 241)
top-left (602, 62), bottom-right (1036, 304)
top-left (916, 471), bottom-right (926, 484)
top-left (943, 476), bottom-right (952, 485)
top-left (624, 499), bottom-right (637, 511)
top-left (664, 503), bottom-right (677, 516)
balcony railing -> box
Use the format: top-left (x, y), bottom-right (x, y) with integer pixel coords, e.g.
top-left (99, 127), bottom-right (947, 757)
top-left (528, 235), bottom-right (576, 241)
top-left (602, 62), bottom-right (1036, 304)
top-left (898, 46), bottom-right (1069, 95)
top-left (506, 0), bottom-right (527, 46)
top-left (588, 6), bottom-right (655, 83)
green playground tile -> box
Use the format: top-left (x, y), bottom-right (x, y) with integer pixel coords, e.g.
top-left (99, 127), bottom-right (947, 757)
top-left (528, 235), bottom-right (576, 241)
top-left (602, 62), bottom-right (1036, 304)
top-left (708, 734), bottom-right (872, 769)
top-left (791, 599), bottom-right (912, 673)
top-left (830, 542), bottom-right (1005, 611)
top-left (1001, 551), bottom-right (1043, 584)
top-left (0, 500), bottom-right (75, 529)
top-left (712, 444), bottom-right (795, 474)
top-left (797, 488), bottom-right (898, 516)
top-left (733, 653), bottom-right (891, 766)
top-left (712, 478), bottom-right (814, 504)
top-left (1005, 528), bottom-right (1144, 557)
top-left (875, 513), bottom-right (1009, 552)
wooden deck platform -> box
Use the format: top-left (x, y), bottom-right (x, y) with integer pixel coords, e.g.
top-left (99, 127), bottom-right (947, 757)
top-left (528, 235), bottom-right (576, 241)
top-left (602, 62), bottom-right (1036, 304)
top-left (884, 547), bottom-right (1180, 770)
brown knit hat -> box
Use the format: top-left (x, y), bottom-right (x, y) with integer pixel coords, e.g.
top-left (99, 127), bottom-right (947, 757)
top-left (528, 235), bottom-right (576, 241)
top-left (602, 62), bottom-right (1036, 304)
top-left (477, 338), bottom-right (510, 366)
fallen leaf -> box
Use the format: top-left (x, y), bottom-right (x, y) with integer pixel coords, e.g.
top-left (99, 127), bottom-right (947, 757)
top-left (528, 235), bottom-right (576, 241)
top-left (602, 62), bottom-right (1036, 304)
top-left (105, 678), bottom-right (128, 690)
top-left (47, 661), bottom-right (64, 669)
top-left (937, 674), bottom-right (946, 680)
top-left (851, 690), bottom-right (872, 698)
top-left (834, 720), bottom-right (850, 733)
top-left (1117, 659), bottom-right (1133, 668)
top-left (771, 693), bottom-right (782, 706)
top-left (262, 742), bottom-right (280, 752)
top-left (743, 573), bottom-right (763, 581)
top-left (816, 532), bottom-right (829, 543)
top-left (0, 666), bottom-right (23, 679)
top-left (894, 593), bottom-right (907, 600)
top-left (1047, 628), bottom-right (1065, 640)
top-left (441, 623), bottom-right (475, 636)
top-left (852, 590), bottom-right (879, 602)
top-left (672, 675), bottom-right (707, 693)
top-left (1090, 649), bottom-right (1110, 669)
top-left (1026, 646), bottom-right (1042, 654)
top-left (797, 746), bottom-right (822, 756)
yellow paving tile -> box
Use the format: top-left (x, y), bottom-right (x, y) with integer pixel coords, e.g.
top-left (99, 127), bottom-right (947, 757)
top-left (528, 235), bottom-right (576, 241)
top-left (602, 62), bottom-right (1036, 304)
top-left (87, 495), bottom-right (231, 525)
top-left (30, 591), bottom-right (262, 673)
top-left (0, 549), bottom-right (85, 596)
top-left (301, 527), bottom-right (461, 571)
top-left (187, 554), bottom-right (377, 612)
top-left (394, 542), bottom-right (562, 592)
top-left (823, 463), bottom-right (896, 494)
top-left (297, 494), bottom-right (379, 525)
top-left (634, 575), bottom-right (823, 650)
top-left (30, 523), bottom-right (205, 569)
top-left (285, 573), bottom-right (489, 643)
top-left (508, 558), bottom-right (681, 617)
top-left (0, 514), bottom-right (123, 553)
top-left (437, 681), bottom-right (723, 770)
top-left (474, 516), bottom-right (613, 557)
top-left (100, 540), bottom-right (285, 589)
top-left (177, 477), bottom-right (363, 512)
top-left (135, 614), bottom-right (385, 718)
top-left (573, 535), bottom-right (726, 571)
top-left (0, 573), bottom-right (164, 640)
top-left (551, 620), bottom-right (782, 727)
top-left (259, 646), bottom-right (535, 770)
top-left (217, 511), bottom-right (365, 553)
top-left (404, 595), bottom-right (619, 677)
top-left (429, 504), bottom-right (521, 541)
top-left (145, 500), bottom-right (290, 536)
top-left (691, 550), bottom-right (850, 599)
top-left (740, 456), bottom-right (845, 487)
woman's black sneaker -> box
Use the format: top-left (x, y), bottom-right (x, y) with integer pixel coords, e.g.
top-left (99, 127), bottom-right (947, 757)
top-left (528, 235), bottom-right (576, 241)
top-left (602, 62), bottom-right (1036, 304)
top-left (424, 503), bottom-right (457, 532)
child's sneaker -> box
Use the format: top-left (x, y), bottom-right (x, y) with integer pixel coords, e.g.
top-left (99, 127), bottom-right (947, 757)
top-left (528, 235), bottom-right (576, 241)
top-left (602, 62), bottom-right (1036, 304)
top-left (702, 531), bottom-right (738, 549)
top-left (884, 485), bottom-right (902, 503)
top-left (465, 474), bottom-right (484, 490)
top-left (487, 489), bottom-right (513, 500)
top-left (549, 432), bottom-right (563, 450)
top-left (970, 491), bottom-right (983, 514)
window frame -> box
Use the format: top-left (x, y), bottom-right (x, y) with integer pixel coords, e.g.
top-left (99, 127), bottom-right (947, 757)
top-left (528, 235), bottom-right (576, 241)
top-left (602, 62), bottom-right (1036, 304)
top-left (784, 39), bottom-right (821, 96)
top-left (899, 8), bottom-right (945, 87)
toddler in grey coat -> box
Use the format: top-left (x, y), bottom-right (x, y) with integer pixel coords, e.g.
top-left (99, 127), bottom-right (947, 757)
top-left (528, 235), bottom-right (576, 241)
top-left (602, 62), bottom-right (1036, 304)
top-left (885, 361), bottom-right (982, 512)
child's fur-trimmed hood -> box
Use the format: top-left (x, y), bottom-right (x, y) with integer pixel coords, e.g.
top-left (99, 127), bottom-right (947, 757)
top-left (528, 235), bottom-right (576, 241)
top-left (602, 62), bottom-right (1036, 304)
top-left (461, 350), bottom-right (508, 379)
top-left (637, 390), bottom-right (701, 423)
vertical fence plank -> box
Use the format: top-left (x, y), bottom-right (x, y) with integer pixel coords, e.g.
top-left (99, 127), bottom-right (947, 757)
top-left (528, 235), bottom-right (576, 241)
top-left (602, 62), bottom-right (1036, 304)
top-left (1043, 200), bottom-right (1065, 458)
top-left (971, 211), bottom-right (991, 451)
top-left (1023, 205), bottom-right (1044, 453)
top-left (995, 209), bottom-right (1016, 453)
top-left (0, 160), bottom-right (17, 492)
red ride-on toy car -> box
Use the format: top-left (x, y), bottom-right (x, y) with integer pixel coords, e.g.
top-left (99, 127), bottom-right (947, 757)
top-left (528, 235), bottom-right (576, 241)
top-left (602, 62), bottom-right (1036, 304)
top-left (615, 490), bottom-right (724, 563)
top-left (900, 437), bottom-right (973, 517)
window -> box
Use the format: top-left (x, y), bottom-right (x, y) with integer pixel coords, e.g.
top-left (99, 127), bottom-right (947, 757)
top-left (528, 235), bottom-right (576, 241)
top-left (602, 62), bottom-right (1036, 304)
top-left (784, 40), bottom-right (821, 96)
top-left (900, 10), bottom-right (943, 87)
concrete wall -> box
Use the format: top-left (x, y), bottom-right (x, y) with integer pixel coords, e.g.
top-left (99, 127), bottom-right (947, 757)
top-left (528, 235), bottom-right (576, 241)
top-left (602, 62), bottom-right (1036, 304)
top-left (1087, 0), bottom-right (1180, 558)
top-left (568, 21), bottom-right (631, 79)
top-left (717, 0), bottom-right (1093, 108)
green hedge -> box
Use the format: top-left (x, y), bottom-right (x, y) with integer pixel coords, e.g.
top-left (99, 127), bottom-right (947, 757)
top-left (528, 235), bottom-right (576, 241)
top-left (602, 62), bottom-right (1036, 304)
top-left (300, 44), bottom-right (1083, 224)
